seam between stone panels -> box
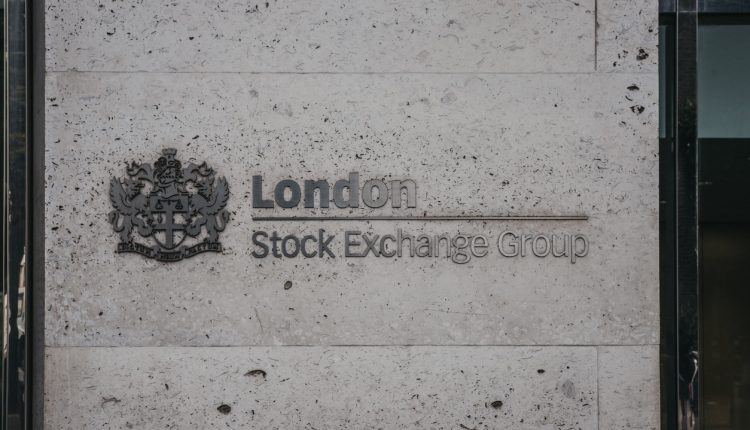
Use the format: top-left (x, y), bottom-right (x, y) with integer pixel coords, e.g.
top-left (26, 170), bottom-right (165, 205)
top-left (44, 343), bottom-right (661, 348)
top-left (42, 69), bottom-right (658, 76)
top-left (596, 346), bottom-right (601, 429)
top-left (594, 0), bottom-right (598, 71)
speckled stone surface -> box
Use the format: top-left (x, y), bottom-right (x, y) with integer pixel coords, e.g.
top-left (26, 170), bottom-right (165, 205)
top-left (44, 72), bottom-right (658, 347)
top-left (598, 346), bottom-right (660, 429)
top-left (597, 0), bottom-right (658, 72)
top-left (46, 0), bottom-right (595, 73)
top-left (45, 346), bottom-right (598, 429)
top-left (44, 0), bottom-right (659, 428)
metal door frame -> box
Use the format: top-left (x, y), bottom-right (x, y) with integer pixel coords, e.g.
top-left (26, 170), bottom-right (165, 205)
top-left (2, 0), bottom-right (42, 428)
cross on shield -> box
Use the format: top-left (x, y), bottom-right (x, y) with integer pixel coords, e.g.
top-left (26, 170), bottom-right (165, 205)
top-left (149, 193), bottom-right (190, 250)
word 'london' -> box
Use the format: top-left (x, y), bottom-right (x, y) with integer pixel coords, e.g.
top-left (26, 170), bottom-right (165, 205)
top-left (252, 172), bottom-right (416, 209)
top-left (251, 172), bottom-right (589, 264)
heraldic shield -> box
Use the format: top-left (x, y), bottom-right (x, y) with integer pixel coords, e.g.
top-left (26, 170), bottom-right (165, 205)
top-left (109, 148), bottom-right (230, 262)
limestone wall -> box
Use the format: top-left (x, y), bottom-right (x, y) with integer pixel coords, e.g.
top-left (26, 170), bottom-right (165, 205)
top-left (44, 1), bottom-right (659, 428)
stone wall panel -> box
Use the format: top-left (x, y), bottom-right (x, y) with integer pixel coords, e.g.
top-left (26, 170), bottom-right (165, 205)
top-left (45, 346), bottom-right (598, 429)
top-left (46, 0), bottom-right (595, 73)
top-left (44, 72), bottom-right (658, 347)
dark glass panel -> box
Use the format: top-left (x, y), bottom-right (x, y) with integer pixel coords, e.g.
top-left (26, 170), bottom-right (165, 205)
top-left (699, 0), bottom-right (750, 13)
top-left (698, 24), bottom-right (750, 138)
top-left (698, 14), bottom-right (750, 430)
top-left (698, 140), bottom-right (750, 430)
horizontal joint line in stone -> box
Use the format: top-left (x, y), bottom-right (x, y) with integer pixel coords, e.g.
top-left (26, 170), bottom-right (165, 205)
top-left (44, 69), bottom-right (657, 76)
top-left (46, 343), bottom-right (659, 349)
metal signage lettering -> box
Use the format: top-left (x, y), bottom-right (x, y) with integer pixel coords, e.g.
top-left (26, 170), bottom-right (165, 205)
top-left (108, 148), bottom-right (589, 264)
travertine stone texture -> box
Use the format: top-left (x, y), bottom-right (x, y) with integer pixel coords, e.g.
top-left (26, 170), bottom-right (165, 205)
top-left (598, 346), bottom-right (660, 430)
top-left (45, 0), bottom-right (595, 73)
top-left (45, 72), bottom-right (658, 347)
top-left (597, 0), bottom-right (658, 72)
top-left (45, 346), bottom-right (598, 429)
top-left (44, 0), bottom-right (659, 428)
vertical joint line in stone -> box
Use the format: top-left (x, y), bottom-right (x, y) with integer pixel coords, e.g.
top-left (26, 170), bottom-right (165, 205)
top-left (594, 0), bottom-right (599, 71)
top-left (596, 346), bottom-right (601, 428)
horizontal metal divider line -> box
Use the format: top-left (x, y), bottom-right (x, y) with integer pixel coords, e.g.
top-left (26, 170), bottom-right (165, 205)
top-left (252, 215), bottom-right (589, 221)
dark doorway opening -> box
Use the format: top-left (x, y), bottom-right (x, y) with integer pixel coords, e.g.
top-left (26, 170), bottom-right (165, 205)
top-left (660, 2), bottom-right (750, 428)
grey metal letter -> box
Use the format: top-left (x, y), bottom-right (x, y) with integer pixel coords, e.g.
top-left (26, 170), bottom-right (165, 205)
top-left (390, 179), bottom-right (417, 208)
top-left (274, 179), bottom-right (301, 208)
top-left (362, 179), bottom-right (389, 208)
top-left (334, 172), bottom-right (360, 208)
top-left (252, 175), bottom-right (274, 208)
top-left (304, 179), bottom-right (330, 208)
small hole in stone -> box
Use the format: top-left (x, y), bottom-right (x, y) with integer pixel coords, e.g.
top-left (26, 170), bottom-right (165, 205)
top-left (490, 400), bottom-right (503, 409)
top-left (537, 369), bottom-right (545, 374)
top-left (245, 369), bottom-right (267, 378)
top-left (217, 404), bottom-right (231, 414)
top-left (284, 281), bottom-right (293, 290)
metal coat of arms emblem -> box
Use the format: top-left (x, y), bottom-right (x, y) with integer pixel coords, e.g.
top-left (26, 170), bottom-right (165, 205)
top-left (109, 148), bottom-right (229, 262)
